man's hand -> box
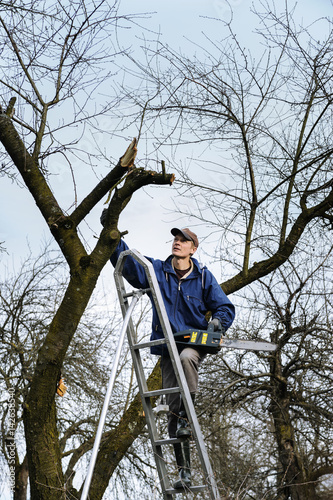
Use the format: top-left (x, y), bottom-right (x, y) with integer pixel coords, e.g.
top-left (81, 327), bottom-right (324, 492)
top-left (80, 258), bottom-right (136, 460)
top-left (210, 318), bottom-right (222, 331)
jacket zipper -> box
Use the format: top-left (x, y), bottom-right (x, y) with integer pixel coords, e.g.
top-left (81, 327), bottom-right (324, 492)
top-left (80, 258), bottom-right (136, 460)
top-left (173, 279), bottom-right (181, 331)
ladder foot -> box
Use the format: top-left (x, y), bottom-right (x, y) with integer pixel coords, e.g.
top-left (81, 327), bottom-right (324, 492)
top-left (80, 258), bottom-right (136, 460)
top-left (165, 484), bottom-right (208, 494)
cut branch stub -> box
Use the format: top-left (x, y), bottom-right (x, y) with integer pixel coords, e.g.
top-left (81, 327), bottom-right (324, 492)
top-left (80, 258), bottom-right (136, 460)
top-left (6, 97), bottom-right (16, 118)
top-left (169, 173), bottom-right (175, 185)
top-left (120, 137), bottom-right (137, 169)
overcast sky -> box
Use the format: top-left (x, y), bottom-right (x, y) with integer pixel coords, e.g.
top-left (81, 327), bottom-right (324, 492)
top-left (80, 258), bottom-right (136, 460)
top-left (0, 0), bottom-right (331, 281)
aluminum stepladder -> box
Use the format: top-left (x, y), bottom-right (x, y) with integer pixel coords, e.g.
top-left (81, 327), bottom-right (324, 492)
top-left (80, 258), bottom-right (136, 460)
top-left (113, 249), bottom-right (220, 499)
top-left (80, 248), bottom-right (220, 500)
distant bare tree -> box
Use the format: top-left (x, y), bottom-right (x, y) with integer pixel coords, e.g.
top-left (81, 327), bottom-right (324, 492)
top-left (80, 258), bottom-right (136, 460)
top-left (197, 247), bottom-right (333, 499)
top-left (1, 250), bottom-right (62, 500)
top-left (0, 248), bottom-right (162, 500)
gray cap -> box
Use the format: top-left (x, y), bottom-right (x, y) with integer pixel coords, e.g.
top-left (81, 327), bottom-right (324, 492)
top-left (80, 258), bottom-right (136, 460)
top-left (171, 227), bottom-right (199, 247)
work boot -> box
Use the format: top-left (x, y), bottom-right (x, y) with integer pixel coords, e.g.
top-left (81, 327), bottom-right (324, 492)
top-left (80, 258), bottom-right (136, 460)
top-left (176, 394), bottom-right (195, 438)
top-left (173, 441), bottom-right (191, 489)
top-left (176, 411), bottom-right (192, 438)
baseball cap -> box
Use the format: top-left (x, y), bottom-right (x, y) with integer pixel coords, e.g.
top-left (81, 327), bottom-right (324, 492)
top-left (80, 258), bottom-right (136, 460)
top-left (171, 227), bottom-right (199, 248)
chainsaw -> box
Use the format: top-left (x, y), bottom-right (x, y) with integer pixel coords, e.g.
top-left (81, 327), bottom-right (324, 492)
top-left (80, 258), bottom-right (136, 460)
top-left (174, 322), bottom-right (277, 354)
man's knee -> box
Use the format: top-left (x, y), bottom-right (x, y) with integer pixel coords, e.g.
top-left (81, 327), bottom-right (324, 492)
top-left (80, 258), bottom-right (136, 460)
top-left (180, 348), bottom-right (200, 368)
top-left (179, 348), bottom-right (201, 393)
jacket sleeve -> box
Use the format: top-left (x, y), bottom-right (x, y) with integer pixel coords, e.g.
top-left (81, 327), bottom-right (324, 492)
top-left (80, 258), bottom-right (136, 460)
top-left (110, 239), bottom-right (149, 289)
top-left (203, 270), bottom-right (235, 331)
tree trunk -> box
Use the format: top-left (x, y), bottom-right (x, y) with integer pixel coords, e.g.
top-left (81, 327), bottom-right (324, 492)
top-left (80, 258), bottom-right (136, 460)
top-left (14, 455), bottom-right (29, 500)
top-left (24, 399), bottom-right (65, 499)
top-left (269, 353), bottom-right (317, 500)
top-left (23, 269), bottom-right (103, 499)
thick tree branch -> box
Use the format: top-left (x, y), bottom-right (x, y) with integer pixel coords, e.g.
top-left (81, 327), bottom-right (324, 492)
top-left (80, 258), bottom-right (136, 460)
top-left (221, 187), bottom-right (333, 295)
top-left (0, 112), bottom-right (89, 267)
top-left (309, 465), bottom-right (333, 483)
top-left (0, 113), bottom-right (62, 221)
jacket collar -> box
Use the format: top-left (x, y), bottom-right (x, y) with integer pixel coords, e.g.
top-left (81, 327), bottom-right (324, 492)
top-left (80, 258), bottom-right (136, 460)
top-left (163, 255), bottom-right (203, 277)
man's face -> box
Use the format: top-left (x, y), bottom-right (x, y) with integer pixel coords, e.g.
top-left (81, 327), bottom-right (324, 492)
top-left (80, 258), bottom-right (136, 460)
top-left (172, 234), bottom-right (196, 259)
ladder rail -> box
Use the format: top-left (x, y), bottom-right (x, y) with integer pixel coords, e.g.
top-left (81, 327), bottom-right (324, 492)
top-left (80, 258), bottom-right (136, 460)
top-left (80, 291), bottom-right (142, 500)
top-left (114, 255), bottom-right (174, 497)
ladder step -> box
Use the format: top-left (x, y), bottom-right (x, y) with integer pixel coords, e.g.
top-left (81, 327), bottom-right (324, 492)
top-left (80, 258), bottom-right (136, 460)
top-left (122, 287), bottom-right (151, 299)
top-left (132, 338), bottom-right (167, 350)
top-left (165, 485), bottom-right (208, 494)
top-left (154, 437), bottom-right (185, 446)
top-left (142, 387), bottom-right (180, 398)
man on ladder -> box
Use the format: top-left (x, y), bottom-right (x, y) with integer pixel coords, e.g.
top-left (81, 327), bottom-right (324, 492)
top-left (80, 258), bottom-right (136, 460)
top-left (102, 213), bottom-right (236, 489)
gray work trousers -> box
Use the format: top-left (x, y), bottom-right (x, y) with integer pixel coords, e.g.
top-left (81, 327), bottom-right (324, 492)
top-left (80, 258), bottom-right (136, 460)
top-left (161, 347), bottom-right (206, 438)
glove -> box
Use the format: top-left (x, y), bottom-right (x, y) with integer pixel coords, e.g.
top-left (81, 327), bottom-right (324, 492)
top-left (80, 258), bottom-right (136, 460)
top-left (210, 318), bottom-right (222, 332)
top-left (100, 208), bottom-right (108, 227)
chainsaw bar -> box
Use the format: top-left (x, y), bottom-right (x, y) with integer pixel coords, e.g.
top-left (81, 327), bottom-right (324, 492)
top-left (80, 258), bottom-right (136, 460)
top-left (174, 329), bottom-right (277, 353)
top-left (219, 337), bottom-right (277, 352)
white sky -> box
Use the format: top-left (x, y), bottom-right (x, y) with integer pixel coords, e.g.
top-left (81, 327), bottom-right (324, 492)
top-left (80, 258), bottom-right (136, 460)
top-left (0, 0), bottom-right (331, 278)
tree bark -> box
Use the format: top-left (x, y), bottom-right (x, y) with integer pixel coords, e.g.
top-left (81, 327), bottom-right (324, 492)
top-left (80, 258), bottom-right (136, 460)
top-left (14, 455), bottom-right (29, 500)
top-left (23, 272), bottom-right (105, 499)
top-left (269, 352), bottom-right (318, 500)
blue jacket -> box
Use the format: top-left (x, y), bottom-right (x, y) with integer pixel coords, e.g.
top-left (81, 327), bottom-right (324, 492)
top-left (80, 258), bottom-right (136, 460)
top-left (111, 239), bottom-right (235, 355)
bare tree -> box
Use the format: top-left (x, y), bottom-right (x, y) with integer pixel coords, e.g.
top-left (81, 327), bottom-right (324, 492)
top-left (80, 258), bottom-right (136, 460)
top-left (197, 246), bottom-right (333, 499)
top-left (0, 249), bottom-right (160, 500)
top-left (110, 7), bottom-right (333, 493)
top-left (119, 1), bottom-right (333, 294)
top-left (0, 1), bottom-right (173, 499)
top-left (109, 3), bottom-right (333, 496)
top-left (0, 249), bottom-right (63, 500)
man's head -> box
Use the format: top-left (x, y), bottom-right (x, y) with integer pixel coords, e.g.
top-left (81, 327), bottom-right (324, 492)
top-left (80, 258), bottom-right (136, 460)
top-left (171, 228), bottom-right (199, 259)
